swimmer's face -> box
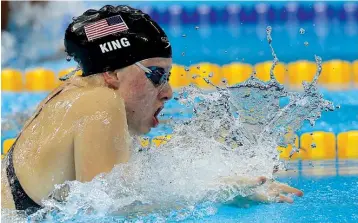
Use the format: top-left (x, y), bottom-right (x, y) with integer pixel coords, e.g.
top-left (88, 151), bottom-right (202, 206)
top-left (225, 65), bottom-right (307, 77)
top-left (116, 58), bottom-right (173, 134)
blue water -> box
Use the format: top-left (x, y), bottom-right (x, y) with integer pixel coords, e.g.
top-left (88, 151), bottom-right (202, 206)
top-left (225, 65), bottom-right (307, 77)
top-left (38, 162), bottom-right (358, 223)
top-left (165, 24), bottom-right (358, 66)
top-left (201, 175), bottom-right (358, 223)
top-left (5, 23), bottom-right (357, 70)
top-left (2, 2), bottom-right (358, 222)
top-left (2, 89), bottom-right (358, 140)
top-left (188, 159), bottom-right (358, 223)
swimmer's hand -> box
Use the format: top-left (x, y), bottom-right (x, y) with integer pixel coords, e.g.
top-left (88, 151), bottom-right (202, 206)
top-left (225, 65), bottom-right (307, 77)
top-left (220, 176), bottom-right (303, 207)
top-left (247, 179), bottom-right (303, 204)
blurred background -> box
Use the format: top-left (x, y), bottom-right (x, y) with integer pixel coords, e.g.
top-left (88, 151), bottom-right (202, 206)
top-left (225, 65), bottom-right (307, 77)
top-left (1, 1), bottom-right (358, 160)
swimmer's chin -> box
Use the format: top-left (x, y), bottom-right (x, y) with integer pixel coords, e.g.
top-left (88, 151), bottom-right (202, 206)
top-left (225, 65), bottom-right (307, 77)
top-left (145, 117), bottom-right (160, 133)
top-left (131, 118), bottom-right (160, 135)
top-left (133, 124), bottom-right (155, 135)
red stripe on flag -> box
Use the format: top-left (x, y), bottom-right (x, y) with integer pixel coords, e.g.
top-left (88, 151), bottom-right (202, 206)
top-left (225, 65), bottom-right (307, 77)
top-left (85, 20), bottom-right (107, 29)
top-left (86, 27), bottom-right (128, 39)
top-left (84, 18), bottom-right (128, 41)
top-left (85, 25), bottom-right (128, 35)
top-left (87, 28), bottom-right (127, 40)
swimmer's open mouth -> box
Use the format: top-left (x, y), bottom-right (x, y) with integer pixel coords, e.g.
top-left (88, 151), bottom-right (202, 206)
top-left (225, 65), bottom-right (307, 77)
top-left (152, 106), bottom-right (164, 127)
top-left (154, 106), bottom-right (163, 117)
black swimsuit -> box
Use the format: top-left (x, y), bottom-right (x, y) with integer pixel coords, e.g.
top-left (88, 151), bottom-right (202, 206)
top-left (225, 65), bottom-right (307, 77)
top-left (6, 144), bottom-right (42, 215)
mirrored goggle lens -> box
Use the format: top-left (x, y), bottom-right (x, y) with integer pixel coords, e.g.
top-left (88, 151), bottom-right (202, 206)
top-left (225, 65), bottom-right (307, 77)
top-left (146, 67), bottom-right (170, 86)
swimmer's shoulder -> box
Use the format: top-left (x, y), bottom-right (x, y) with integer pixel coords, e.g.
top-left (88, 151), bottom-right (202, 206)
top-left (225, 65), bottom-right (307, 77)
top-left (71, 87), bottom-right (126, 117)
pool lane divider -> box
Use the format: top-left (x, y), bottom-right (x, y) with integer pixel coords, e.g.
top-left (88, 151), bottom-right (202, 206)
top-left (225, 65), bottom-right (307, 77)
top-left (2, 131), bottom-right (358, 161)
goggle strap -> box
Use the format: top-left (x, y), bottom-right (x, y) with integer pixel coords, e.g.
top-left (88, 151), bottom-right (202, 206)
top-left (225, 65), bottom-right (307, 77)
top-left (135, 62), bottom-right (152, 74)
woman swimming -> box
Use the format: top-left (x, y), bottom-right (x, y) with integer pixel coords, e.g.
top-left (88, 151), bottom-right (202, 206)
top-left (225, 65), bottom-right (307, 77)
top-left (1, 5), bottom-right (302, 215)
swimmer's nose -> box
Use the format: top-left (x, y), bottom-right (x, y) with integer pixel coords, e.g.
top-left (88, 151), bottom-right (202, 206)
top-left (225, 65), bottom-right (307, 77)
top-left (158, 83), bottom-right (173, 102)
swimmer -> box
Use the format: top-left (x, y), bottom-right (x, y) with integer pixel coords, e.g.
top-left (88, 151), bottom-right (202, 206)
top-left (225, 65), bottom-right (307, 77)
top-left (1, 5), bottom-right (302, 215)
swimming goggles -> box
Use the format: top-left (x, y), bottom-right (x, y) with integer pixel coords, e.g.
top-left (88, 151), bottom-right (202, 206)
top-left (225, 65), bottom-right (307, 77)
top-left (135, 62), bottom-right (171, 87)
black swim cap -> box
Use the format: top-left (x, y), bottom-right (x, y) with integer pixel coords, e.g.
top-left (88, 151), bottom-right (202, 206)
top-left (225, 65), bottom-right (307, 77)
top-left (64, 5), bottom-right (172, 77)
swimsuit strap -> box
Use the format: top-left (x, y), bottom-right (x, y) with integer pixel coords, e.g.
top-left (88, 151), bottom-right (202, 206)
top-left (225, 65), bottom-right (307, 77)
top-left (6, 83), bottom-right (69, 157)
top-left (21, 83), bottom-right (71, 133)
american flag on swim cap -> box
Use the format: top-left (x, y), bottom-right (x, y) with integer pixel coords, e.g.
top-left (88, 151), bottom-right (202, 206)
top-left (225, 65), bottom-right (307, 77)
top-left (84, 15), bottom-right (129, 41)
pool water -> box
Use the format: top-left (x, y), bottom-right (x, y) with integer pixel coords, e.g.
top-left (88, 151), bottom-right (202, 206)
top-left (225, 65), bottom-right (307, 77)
top-left (202, 175), bottom-right (358, 223)
top-left (2, 2), bottom-right (358, 223)
top-left (205, 161), bottom-right (358, 223)
top-left (31, 161), bottom-right (357, 223)
top-left (2, 89), bottom-right (358, 140)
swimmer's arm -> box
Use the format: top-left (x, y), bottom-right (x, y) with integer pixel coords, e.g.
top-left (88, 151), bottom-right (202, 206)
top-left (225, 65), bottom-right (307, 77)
top-left (73, 91), bottom-right (131, 182)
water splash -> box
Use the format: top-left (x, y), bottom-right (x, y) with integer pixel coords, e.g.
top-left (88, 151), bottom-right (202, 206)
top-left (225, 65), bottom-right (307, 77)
top-left (59, 65), bottom-right (81, 81)
top-left (3, 26), bottom-right (336, 222)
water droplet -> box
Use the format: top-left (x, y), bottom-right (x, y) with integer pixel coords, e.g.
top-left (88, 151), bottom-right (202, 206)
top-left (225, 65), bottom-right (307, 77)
top-left (196, 66), bottom-right (200, 70)
top-left (208, 72), bottom-right (214, 78)
top-left (182, 52), bottom-right (185, 56)
top-left (184, 67), bottom-right (190, 72)
top-left (311, 143), bottom-right (317, 149)
top-left (336, 105), bottom-right (340, 109)
top-left (182, 34), bottom-right (187, 37)
top-left (224, 50), bottom-right (228, 54)
top-left (195, 26), bottom-right (199, 30)
top-left (304, 41), bottom-right (309, 46)
top-left (289, 147), bottom-right (298, 158)
top-left (222, 78), bottom-right (228, 84)
top-left (244, 93), bottom-right (250, 98)
top-left (160, 113), bottom-right (165, 117)
top-left (266, 26), bottom-right (272, 44)
top-left (299, 28), bottom-right (305, 34)
top-left (66, 56), bottom-right (71, 62)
